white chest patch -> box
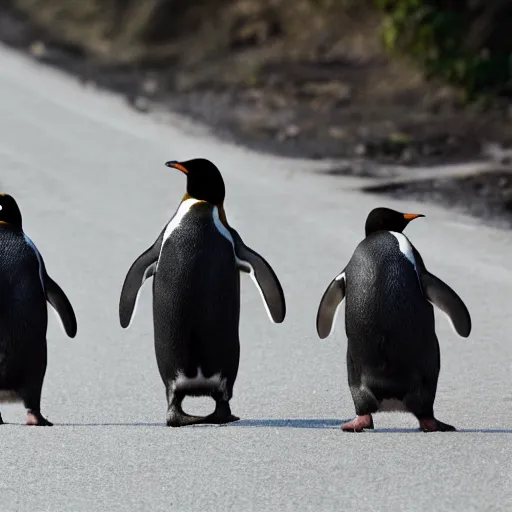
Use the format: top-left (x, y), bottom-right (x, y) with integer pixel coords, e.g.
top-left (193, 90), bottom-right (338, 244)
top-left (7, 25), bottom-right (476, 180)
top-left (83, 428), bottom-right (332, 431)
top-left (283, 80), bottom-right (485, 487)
top-left (212, 207), bottom-right (234, 246)
top-left (161, 198), bottom-right (201, 246)
top-left (23, 234), bottom-right (45, 290)
top-left (158, 198), bottom-right (235, 269)
top-left (389, 231), bottom-right (417, 271)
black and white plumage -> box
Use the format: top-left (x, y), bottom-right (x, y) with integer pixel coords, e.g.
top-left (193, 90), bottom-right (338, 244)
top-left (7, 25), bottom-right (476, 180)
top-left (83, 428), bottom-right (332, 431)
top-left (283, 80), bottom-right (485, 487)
top-left (119, 159), bottom-right (286, 427)
top-left (316, 207), bottom-right (471, 432)
top-left (0, 194), bottom-right (77, 426)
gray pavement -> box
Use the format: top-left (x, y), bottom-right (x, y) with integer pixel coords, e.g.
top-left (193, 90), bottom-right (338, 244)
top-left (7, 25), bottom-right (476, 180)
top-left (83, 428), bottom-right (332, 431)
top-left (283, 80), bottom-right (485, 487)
top-left (0, 45), bottom-right (510, 512)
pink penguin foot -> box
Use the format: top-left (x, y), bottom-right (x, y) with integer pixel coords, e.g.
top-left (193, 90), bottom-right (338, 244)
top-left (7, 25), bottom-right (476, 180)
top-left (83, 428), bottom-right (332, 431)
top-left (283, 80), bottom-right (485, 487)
top-left (340, 414), bottom-right (374, 432)
top-left (26, 411), bottom-right (53, 426)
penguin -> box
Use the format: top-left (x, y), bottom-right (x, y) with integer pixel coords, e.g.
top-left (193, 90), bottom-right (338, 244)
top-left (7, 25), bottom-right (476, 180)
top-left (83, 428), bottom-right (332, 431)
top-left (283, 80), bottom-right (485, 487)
top-left (0, 194), bottom-right (77, 426)
top-left (119, 158), bottom-right (286, 427)
top-left (316, 207), bottom-right (471, 432)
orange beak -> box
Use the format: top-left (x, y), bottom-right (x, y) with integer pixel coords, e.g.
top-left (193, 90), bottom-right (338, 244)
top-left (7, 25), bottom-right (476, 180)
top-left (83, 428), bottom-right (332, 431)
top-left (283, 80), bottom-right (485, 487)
top-left (403, 213), bottom-right (424, 221)
top-left (165, 161), bottom-right (188, 174)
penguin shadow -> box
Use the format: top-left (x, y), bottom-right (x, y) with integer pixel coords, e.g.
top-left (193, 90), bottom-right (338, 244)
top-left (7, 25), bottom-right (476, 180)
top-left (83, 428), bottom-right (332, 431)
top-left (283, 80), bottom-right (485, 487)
top-left (51, 419), bottom-right (343, 429)
top-left (231, 419), bottom-right (342, 429)
top-left (230, 420), bottom-right (512, 434)
top-left (53, 419), bottom-right (341, 429)
top-left (31, 421), bottom-right (512, 433)
top-left (456, 428), bottom-right (512, 434)
top-left (369, 427), bottom-right (512, 434)
top-left (54, 422), bottom-right (164, 427)
top-left (230, 419), bottom-right (429, 432)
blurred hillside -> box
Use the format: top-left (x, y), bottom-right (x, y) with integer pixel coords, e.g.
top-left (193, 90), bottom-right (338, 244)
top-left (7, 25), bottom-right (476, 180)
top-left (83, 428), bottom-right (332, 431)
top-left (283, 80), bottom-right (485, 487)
top-left (2, 0), bottom-right (512, 164)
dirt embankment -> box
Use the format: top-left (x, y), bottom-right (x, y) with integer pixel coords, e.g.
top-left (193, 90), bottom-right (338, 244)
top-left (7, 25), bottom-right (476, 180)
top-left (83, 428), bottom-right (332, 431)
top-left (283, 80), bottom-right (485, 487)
top-left (2, 0), bottom-right (512, 227)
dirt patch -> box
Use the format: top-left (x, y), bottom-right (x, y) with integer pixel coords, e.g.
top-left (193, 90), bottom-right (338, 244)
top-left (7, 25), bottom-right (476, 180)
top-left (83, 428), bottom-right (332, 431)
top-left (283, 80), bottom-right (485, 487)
top-left (364, 171), bottom-right (512, 229)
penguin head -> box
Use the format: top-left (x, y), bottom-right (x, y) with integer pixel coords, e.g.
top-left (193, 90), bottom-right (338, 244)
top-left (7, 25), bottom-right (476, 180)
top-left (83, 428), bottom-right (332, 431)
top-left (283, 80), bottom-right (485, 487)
top-left (165, 158), bottom-right (225, 205)
top-left (365, 207), bottom-right (424, 236)
top-left (0, 194), bottom-right (22, 228)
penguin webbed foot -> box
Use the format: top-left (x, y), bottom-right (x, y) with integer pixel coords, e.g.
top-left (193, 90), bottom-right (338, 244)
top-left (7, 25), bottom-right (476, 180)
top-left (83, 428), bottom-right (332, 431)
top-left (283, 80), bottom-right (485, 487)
top-left (26, 410), bottom-right (53, 426)
top-left (207, 401), bottom-right (240, 425)
top-left (166, 411), bottom-right (209, 427)
top-left (340, 414), bottom-right (374, 432)
top-left (418, 418), bottom-right (456, 432)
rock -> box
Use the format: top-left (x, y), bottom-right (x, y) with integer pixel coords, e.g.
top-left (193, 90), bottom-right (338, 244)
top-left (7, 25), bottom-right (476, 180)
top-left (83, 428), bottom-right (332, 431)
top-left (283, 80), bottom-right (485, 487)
top-left (128, 95), bottom-right (150, 113)
top-left (267, 93), bottom-right (291, 109)
top-left (400, 148), bottom-right (416, 164)
top-left (277, 124), bottom-right (300, 141)
top-left (243, 88), bottom-right (265, 102)
top-left (29, 40), bottom-right (46, 58)
top-left (301, 81), bottom-right (351, 105)
top-left (355, 143), bottom-right (367, 156)
top-left (482, 142), bottom-right (512, 164)
top-left (230, 20), bottom-right (271, 49)
top-left (328, 126), bottom-right (347, 139)
top-left (142, 76), bottom-right (159, 96)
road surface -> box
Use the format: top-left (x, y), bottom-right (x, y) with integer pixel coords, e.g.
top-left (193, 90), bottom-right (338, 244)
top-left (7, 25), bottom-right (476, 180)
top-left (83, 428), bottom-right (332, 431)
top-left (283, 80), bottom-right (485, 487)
top-left (0, 45), bottom-right (510, 512)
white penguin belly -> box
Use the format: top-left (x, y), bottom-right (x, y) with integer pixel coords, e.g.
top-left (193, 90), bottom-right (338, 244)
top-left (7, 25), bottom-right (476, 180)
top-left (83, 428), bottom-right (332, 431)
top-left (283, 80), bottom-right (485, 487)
top-left (388, 231), bottom-right (417, 271)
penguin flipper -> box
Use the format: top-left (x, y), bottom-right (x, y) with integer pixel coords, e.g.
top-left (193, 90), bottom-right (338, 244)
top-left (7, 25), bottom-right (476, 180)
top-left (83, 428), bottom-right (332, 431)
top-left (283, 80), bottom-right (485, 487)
top-left (24, 235), bottom-right (77, 338)
top-left (412, 246), bottom-right (471, 338)
top-left (44, 273), bottom-right (78, 338)
top-left (119, 231), bottom-right (163, 329)
top-left (420, 272), bottom-right (472, 338)
top-left (228, 227), bottom-right (286, 323)
top-left (316, 271), bottom-right (346, 339)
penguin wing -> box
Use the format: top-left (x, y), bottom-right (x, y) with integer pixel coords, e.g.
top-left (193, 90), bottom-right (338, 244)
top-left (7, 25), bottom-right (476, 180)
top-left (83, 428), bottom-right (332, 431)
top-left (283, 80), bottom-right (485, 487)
top-left (412, 246), bottom-right (471, 338)
top-left (119, 230), bottom-right (164, 329)
top-left (228, 227), bottom-right (286, 324)
top-left (24, 234), bottom-right (77, 338)
top-left (316, 271), bottom-right (346, 339)
top-left (44, 271), bottom-right (78, 338)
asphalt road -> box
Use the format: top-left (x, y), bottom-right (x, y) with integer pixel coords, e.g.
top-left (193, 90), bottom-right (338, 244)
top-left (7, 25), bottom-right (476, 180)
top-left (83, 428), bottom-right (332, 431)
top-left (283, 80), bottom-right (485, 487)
top-left (0, 45), bottom-right (510, 512)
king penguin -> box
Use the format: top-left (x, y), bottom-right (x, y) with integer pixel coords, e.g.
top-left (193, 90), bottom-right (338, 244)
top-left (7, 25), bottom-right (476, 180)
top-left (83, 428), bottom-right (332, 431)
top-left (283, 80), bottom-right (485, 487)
top-left (316, 207), bottom-right (471, 432)
top-left (0, 194), bottom-right (77, 426)
top-left (119, 158), bottom-right (286, 427)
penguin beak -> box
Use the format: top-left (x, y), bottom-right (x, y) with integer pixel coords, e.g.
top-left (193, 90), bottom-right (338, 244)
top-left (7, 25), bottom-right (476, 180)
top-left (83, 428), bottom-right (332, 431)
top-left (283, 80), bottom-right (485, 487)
top-left (165, 161), bottom-right (188, 175)
top-left (403, 213), bottom-right (424, 221)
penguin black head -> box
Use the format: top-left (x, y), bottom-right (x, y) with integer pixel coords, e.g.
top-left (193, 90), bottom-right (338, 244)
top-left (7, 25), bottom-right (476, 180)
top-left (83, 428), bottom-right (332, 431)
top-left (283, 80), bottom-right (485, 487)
top-left (365, 207), bottom-right (424, 236)
top-left (0, 194), bottom-right (22, 229)
top-left (165, 158), bottom-right (225, 205)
